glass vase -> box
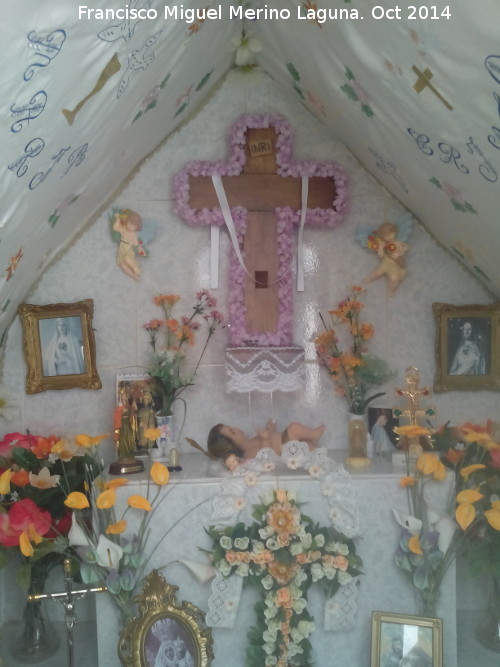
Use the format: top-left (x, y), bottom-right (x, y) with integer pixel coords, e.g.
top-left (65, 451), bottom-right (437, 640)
top-left (345, 412), bottom-right (370, 468)
top-left (476, 574), bottom-right (500, 652)
top-left (419, 588), bottom-right (439, 618)
top-left (10, 562), bottom-right (60, 663)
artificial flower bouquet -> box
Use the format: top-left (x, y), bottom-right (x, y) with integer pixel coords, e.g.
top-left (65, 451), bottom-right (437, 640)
top-left (314, 286), bottom-right (394, 415)
top-left (64, 460), bottom-right (171, 622)
top-left (0, 431), bottom-right (104, 587)
top-left (432, 420), bottom-right (500, 579)
top-left (393, 449), bottom-right (456, 616)
top-left (143, 289), bottom-right (224, 415)
top-left (208, 488), bottom-right (362, 667)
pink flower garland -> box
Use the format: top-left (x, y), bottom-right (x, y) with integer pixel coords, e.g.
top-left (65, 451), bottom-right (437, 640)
top-left (173, 113), bottom-right (349, 346)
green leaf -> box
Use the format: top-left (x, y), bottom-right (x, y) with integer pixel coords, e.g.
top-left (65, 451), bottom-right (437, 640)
top-left (286, 62), bottom-right (300, 81)
top-left (12, 447), bottom-right (38, 470)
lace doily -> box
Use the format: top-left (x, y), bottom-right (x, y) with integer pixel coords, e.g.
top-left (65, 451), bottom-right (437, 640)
top-left (225, 347), bottom-right (305, 393)
top-left (206, 442), bottom-right (361, 630)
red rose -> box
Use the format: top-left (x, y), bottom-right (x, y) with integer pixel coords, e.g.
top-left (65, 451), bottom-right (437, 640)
top-left (0, 432), bottom-right (39, 458)
top-left (0, 498), bottom-right (52, 547)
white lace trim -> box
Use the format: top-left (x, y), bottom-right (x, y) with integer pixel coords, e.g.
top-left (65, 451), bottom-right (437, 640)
top-left (225, 347), bottom-right (305, 393)
top-left (206, 442), bottom-right (361, 631)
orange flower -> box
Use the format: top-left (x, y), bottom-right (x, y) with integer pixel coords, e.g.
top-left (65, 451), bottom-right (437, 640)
top-left (400, 476), bottom-right (416, 488)
top-left (64, 492), bottom-right (90, 509)
top-left (276, 489), bottom-right (288, 503)
top-left (105, 478), bottom-right (129, 490)
top-left (275, 586), bottom-right (293, 608)
top-left (31, 436), bottom-right (58, 459)
top-left (395, 425), bottom-right (431, 438)
top-left (456, 489), bottom-right (484, 504)
top-left (408, 535), bottom-right (423, 555)
top-left (96, 488), bottom-right (116, 509)
top-left (333, 555), bottom-right (349, 570)
top-left (150, 462), bottom-right (169, 486)
top-left (267, 502), bottom-right (300, 537)
top-left (11, 469), bottom-right (29, 487)
top-left (154, 294), bottom-right (180, 307)
top-left (166, 318), bottom-right (179, 333)
top-left (456, 503), bottom-right (476, 531)
top-left (106, 520), bottom-right (127, 534)
top-left (75, 433), bottom-right (108, 448)
top-left (127, 495), bottom-right (151, 511)
top-left (267, 561), bottom-right (299, 584)
top-left (460, 464), bottom-right (486, 480)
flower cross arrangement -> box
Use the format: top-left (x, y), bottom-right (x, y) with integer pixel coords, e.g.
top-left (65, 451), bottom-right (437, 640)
top-left (64, 460), bottom-right (171, 623)
top-left (143, 289), bottom-right (224, 416)
top-left (0, 431), bottom-right (105, 587)
top-left (207, 488), bottom-right (362, 667)
top-left (314, 286), bottom-right (393, 415)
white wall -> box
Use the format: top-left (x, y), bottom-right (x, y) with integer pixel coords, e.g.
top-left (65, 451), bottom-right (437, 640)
top-left (1, 70), bottom-right (497, 628)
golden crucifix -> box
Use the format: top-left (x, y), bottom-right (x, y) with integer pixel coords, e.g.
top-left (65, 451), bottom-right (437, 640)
top-left (393, 366), bottom-right (435, 458)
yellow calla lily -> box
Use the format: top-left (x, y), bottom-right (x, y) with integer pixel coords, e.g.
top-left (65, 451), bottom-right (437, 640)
top-left (491, 500), bottom-right (500, 512)
top-left (399, 476), bottom-right (416, 488)
top-left (106, 519), bottom-right (127, 534)
top-left (75, 433), bottom-right (108, 447)
top-left (408, 535), bottom-right (423, 555)
top-left (64, 491), bottom-right (90, 510)
top-left (456, 503), bottom-right (476, 531)
top-left (96, 488), bottom-right (116, 509)
top-left (127, 495), bottom-right (152, 511)
top-left (456, 489), bottom-right (484, 504)
top-left (459, 464), bottom-right (486, 480)
top-left (19, 530), bottom-right (34, 557)
top-left (28, 523), bottom-right (43, 545)
top-left (0, 469), bottom-right (12, 494)
top-left (150, 461), bottom-right (169, 486)
top-left (416, 452), bottom-right (439, 476)
top-left (105, 478), bottom-right (129, 490)
top-left (433, 458), bottom-right (446, 480)
top-left (485, 509), bottom-right (500, 531)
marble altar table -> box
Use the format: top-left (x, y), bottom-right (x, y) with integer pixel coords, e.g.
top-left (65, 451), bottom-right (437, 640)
top-left (95, 452), bottom-right (457, 666)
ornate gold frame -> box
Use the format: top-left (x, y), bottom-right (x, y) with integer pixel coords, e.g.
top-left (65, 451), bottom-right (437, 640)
top-left (118, 570), bottom-right (213, 667)
top-left (370, 610), bottom-right (442, 667)
top-left (18, 299), bottom-right (101, 394)
top-left (433, 302), bottom-right (500, 393)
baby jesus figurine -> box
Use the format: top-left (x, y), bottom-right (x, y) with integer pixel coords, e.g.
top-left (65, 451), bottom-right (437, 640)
top-left (207, 420), bottom-right (325, 470)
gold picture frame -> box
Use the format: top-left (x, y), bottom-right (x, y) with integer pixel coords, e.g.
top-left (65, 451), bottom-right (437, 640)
top-left (18, 299), bottom-right (101, 394)
top-left (118, 569), bottom-right (213, 667)
top-left (370, 611), bottom-right (442, 667)
top-left (433, 302), bottom-right (500, 393)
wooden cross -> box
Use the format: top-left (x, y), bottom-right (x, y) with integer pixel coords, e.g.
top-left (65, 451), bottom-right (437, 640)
top-left (175, 115), bottom-right (347, 347)
top-left (411, 66), bottom-right (453, 110)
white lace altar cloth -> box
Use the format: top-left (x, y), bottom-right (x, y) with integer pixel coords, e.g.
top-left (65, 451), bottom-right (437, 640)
top-left (206, 442), bottom-right (360, 631)
top-left (225, 346), bottom-right (305, 392)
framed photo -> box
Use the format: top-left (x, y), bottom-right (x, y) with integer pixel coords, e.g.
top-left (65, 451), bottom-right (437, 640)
top-left (433, 302), bottom-right (500, 392)
top-left (18, 299), bottom-right (101, 394)
top-left (368, 407), bottom-right (400, 455)
top-left (371, 610), bottom-right (442, 667)
top-left (118, 569), bottom-right (213, 667)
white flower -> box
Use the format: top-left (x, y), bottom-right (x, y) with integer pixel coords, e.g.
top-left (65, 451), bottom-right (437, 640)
top-left (29, 467), bottom-right (60, 489)
top-left (252, 539), bottom-right (265, 553)
top-left (292, 598), bottom-right (308, 613)
top-left (218, 560), bottom-right (232, 576)
top-left (297, 620), bottom-right (315, 637)
top-left (294, 569), bottom-right (308, 586)
top-left (262, 629), bottom-right (278, 643)
top-left (300, 533), bottom-right (312, 549)
top-left (233, 496), bottom-right (247, 511)
top-left (266, 538), bottom-right (279, 551)
top-left (261, 575), bottom-right (274, 590)
top-left (310, 563), bottom-right (324, 582)
top-left (259, 526), bottom-right (274, 540)
top-left (261, 490), bottom-right (275, 506)
top-left (321, 481), bottom-right (335, 497)
top-left (231, 30), bottom-right (262, 67)
top-left (234, 536), bottom-right (249, 550)
top-left (308, 464), bottom-right (325, 478)
top-left (263, 642), bottom-right (276, 656)
top-left (244, 472), bottom-right (257, 487)
top-left (224, 598), bottom-right (237, 612)
top-left (95, 535), bottom-right (123, 569)
top-left (290, 542), bottom-right (303, 556)
top-left (264, 606), bottom-right (278, 619)
top-left (286, 456), bottom-right (302, 470)
top-left (333, 541), bottom-right (349, 556)
top-left (323, 565), bottom-right (337, 580)
top-left (68, 513), bottom-right (91, 547)
top-left (315, 533), bottom-right (325, 547)
top-left (392, 508), bottom-right (422, 535)
top-left (236, 563), bottom-right (249, 577)
top-left (220, 535), bottom-right (232, 549)
top-left (262, 461), bottom-right (275, 473)
top-left (0, 386), bottom-right (16, 420)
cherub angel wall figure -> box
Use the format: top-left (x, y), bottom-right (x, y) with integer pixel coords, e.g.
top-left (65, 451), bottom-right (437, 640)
top-left (109, 207), bottom-right (157, 280)
top-left (356, 213), bottom-right (413, 296)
